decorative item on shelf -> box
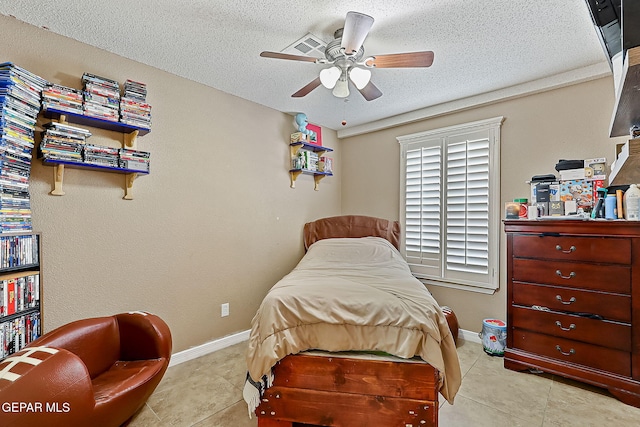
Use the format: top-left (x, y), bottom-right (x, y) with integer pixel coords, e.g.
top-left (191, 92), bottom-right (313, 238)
top-left (0, 62), bottom-right (46, 234)
top-left (318, 156), bottom-right (332, 173)
top-left (306, 122), bottom-right (322, 146)
top-left (292, 112), bottom-right (318, 143)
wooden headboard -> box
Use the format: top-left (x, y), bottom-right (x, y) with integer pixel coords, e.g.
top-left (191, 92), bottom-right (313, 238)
top-left (303, 215), bottom-right (400, 250)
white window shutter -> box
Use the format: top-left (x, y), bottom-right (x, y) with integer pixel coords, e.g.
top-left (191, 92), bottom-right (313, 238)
top-left (398, 117), bottom-right (503, 293)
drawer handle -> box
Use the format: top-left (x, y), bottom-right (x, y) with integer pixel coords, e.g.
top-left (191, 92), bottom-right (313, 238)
top-left (555, 295), bottom-right (576, 305)
top-left (555, 345), bottom-right (575, 356)
top-left (555, 244), bottom-right (576, 254)
top-left (555, 270), bottom-right (576, 279)
top-left (555, 321), bottom-right (576, 331)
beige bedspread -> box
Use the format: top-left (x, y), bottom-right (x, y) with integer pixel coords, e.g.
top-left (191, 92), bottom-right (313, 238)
top-left (246, 237), bottom-right (461, 403)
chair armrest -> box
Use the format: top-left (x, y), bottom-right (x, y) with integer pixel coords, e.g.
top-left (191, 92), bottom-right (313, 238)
top-left (115, 312), bottom-right (172, 361)
top-left (0, 346), bottom-right (95, 427)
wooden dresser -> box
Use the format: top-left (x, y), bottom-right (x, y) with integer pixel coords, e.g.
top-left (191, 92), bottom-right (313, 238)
top-left (504, 219), bottom-right (640, 407)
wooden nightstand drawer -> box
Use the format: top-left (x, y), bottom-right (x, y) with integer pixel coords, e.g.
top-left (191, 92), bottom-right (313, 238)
top-left (511, 306), bottom-right (631, 352)
top-left (512, 235), bottom-right (630, 264)
top-left (512, 283), bottom-right (631, 323)
top-left (512, 258), bottom-right (630, 294)
top-left (510, 328), bottom-right (630, 376)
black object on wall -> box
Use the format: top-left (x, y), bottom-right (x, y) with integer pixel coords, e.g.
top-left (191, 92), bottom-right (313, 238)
top-left (584, 0), bottom-right (622, 63)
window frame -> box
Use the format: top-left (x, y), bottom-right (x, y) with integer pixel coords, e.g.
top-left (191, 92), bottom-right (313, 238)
top-left (397, 116), bottom-right (504, 294)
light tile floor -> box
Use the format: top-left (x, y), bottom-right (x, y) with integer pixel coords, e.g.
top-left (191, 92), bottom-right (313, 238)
top-left (128, 340), bottom-right (640, 426)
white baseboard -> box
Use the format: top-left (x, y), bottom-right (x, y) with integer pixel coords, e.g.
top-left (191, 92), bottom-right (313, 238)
top-left (169, 329), bottom-right (250, 367)
top-left (169, 327), bottom-right (482, 367)
top-left (458, 328), bottom-right (482, 344)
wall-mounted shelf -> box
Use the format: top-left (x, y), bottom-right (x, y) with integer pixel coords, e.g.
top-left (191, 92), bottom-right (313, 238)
top-left (289, 169), bottom-right (333, 191)
top-left (289, 142), bottom-right (333, 190)
top-left (43, 108), bottom-right (151, 136)
top-left (609, 138), bottom-right (640, 185)
top-left (41, 109), bottom-right (149, 199)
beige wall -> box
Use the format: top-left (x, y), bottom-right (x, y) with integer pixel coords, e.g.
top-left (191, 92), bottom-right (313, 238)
top-left (341, 77), bottom-right (629, 332)
top-left (1, 16), bottom-right (342, 353)
top-left (4, 14), bottom-right (629, 350)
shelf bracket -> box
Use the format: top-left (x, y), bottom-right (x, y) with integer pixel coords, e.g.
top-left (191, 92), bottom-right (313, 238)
top-left (124, 173), bottom-right (137, 200)
top-left (314, 174), bottom-right (326, 191)
top-left (50, 164), bottom-right (66, 196)
top-left (124, 130), bottom-right (139, 149)
top-left (289, 170), bottom-right (302, 188)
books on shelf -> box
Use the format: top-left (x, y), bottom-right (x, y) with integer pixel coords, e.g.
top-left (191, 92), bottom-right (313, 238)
top-left (83, 144), bottom-right (119, 168)
top-left (39, 121), bottom-right (88, 163)
top-left (0, 63), bottom-right (45, 233)
top-left (0, 233), bottom-right (39, 269)
top-left (0, 233), bottom-right (40, 358)
top-left (42, 83), bottom-right (83, 115)
top-left (120, 80), bottom-right (151, 129)
top-left (82, 72), bottom-right (120, 122)
top-left (0, 274), bottom-right (39, 316)
top-left (0, 310), bottom-right (40, 358)
top-left (119, 148), bottom-right (150, 172)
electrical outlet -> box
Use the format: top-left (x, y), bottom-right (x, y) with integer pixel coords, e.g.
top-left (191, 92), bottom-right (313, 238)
top-left (221, 303), bottom-right (230, 317)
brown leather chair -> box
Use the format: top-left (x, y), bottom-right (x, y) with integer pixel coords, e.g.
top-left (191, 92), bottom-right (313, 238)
top-left (0, 311), bottom-right (172, 427)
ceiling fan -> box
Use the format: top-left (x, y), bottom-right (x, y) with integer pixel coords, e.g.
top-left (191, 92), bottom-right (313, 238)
top-left (260, 11), bottom-right (434, 101)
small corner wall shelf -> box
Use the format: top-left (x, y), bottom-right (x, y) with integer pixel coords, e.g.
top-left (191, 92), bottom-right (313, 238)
top-left (41, 108), bottom-right (150, 200)
top-left (289, 141), bottom-right (333, 191)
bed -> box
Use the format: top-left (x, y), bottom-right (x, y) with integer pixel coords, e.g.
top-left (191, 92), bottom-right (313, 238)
top-left (244, 215), bottom-right (461, 427)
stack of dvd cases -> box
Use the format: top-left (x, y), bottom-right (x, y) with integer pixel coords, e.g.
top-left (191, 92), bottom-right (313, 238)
top-left (120, 80), bottom-right (151, 129)
top-left (83, 144), bottom-right (119, 168)
top-left (42, 83), bottom-right (83, 115)
top-left (119, 148), bottom-right (150, 172)
top-left (39, 122), bottom-right (90, 163)
top-left (82, 73), bottom-right (120, 122)
top-left (0, 63), bottom-right (45, 233)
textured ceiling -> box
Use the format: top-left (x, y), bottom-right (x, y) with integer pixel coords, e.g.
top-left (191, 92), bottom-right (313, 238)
top-left (0, 0), bottom-right (610, 134)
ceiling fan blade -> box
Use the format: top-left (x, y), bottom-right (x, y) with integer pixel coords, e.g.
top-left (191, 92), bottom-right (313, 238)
top-left (260, 51), bottom-right (319, 63)
top-left (365, 51), bottom-right (434, 68)
top-left (341, 11), bottom-right (374, 55)
top-left (292, 77), bottom-right (322, 97)
top-left (357, 81), bottom-right (382, 101)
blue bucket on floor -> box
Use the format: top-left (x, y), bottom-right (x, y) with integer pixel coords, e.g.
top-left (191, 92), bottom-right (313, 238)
top-left (480, 319), bottom-right (507, 356)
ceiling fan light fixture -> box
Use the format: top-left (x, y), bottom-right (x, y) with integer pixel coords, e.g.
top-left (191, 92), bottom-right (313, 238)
top-left (319, 66), bottom-right (341, 89)
top-left (349, 67), bottom-right (371, 89)
top-left (332, 78), bottom-right (350, 98)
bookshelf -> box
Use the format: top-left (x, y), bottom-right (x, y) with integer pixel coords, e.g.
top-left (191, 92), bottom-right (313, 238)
top-left (289, 141), bottom-right (333, 191)
top-left (0, 232), bottom-right (41, 361)
top-left (41, 108), bottom-right (150, 200)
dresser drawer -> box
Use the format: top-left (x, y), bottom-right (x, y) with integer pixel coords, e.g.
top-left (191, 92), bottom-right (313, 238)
top-left (511, 328), bottom-right (630, 376)
top-left (511, 306), bottom-right (631, 352)
top-left (512, 234), bottom-right (631, 264)
top-left (512, 283), bottom-right (631, 323)
top-left (512, 258), bottom-right (631, 294)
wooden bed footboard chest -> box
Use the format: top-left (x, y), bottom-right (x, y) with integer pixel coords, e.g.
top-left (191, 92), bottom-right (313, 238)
top-left (256, 353), bottom-right (440, 427)
top-left (504, 220), bottom-right (640, 407)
